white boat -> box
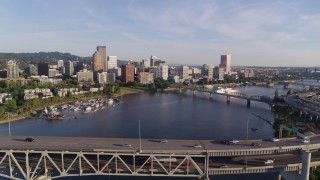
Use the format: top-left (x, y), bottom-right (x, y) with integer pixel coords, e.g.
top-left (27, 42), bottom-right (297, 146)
top-left (85, 106), bottom-right (92, 112)
top-left (108, 99), bottom-right (113, 105)
top-left (216, 87), bottom-right (225, 94)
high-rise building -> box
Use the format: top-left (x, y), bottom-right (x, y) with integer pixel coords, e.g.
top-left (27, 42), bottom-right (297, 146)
top-left (57, 60), bottom-right (64, 68)
top-left (97, 46), bottom-right (107, 71)
top-left (179, 66), bottom-right (189, 80)
top-left (220, 55), bottom-right (231, 74)
top-left (139, 72), bottom-right (154, 84)
top-left (65, 61), bottom-right (74, 76)
top-left (77, 69), bottom-right (93, 82)
top-left (107, 56), bottom-right (117, 70)
top-left (73, 61), bottom-right (84, 74)
top-left (48, 69), bottom-right (59, 77)
top-left (38, 62), bottom-right (49, 76)
top-left (25, 64), bottom-right (38, 76)
top-left (98, 72), bottom-right (116, 84)
top-left (93, 51), bottom-right (104, 81)
top-left (6, 60), bottom-right (19, 78)
top-left (150, 55), bottom-right (160, 67)
top-left (121, 63), bottom-right (135, 83)
top-left (142, 59), bottom-right (150, 68)
top-left (202, 64), bottom-right (214, 79)
top-left (157, 64), bottom-right (168, 80)
top-left (214, 67), bottom-right (225, 81)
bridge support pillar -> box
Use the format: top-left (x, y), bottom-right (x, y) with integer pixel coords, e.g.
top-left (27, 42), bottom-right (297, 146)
top-left (301, 151), bottom-right (311, 180)
top-left (209, 92), bottom-right (213, 99)
top-left (193, 90), bottom-right (196, 96)
top-left (247, 99), bottom-right (251, 107)
top-left (179, 88), bottom-right (182, 93)
top-left (226, 96), bottom-right (230, 104)
top-left (275, 172), bottom-right (281, 180)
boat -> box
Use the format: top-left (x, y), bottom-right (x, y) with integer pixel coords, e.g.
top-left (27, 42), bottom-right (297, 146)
top-left (85, 106), bottom-right (92, 112)
top-left (108, 99), bottom-right (114, 105)
top-left (216, 87), bottom-right (226, 94)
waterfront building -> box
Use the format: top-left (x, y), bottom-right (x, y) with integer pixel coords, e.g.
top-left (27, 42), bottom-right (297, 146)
top-left (37, 62), bottom-right (49, 76)
top-left (179, 66), bottom-right (189, 81)
top-left (107, 56), bottom-right (117, 70)
top-left (157, 64), bottom-right (168, 80)
top-left (77, 69), bottom-right (93, 82)
top-left (98, 72), bottom-right (116, 84)
top-left (65, 61), bottom-right (74, 76)
top-left (48, 69), bottom-right (59, 78)
top-left (139, 72), bottom-right (154, 84)
top-left (202, 64), bottom-right (214, 79)
top-left (192, 67), bottom-right (201, 75)
top-left (97, 46), bottom-right (107, 71)
top-left (93, 51), bottom-right (104, 81)
top-left (215, 67), bottom-right (225, 81)
top-left (121, 63), bottom-right (135, 83)
top-left (6, 60), bottom-right (19, 78)
top-left (24, 88), bottom-right (53, 100)
top-left (220, 55), bottom-right (231, 74)
top-left (56, 87), bottom-right (78, 97)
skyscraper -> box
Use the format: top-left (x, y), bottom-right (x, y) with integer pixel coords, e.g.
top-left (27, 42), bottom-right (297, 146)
top-left (65, 61), bottom-right (74, 76)
top-left (202, 64), bottom-right (214, 79)
top-left (93, 51), bottom-right (104, 81)
top-left (220, 55), bottom-right (231, 74)
top-left (107, 56), bottom-right (117, 70)
top-left (97, 46), bottom-right (107, 71)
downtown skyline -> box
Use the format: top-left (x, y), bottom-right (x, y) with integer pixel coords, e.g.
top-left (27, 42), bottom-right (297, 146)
top-left (0, 0), bottom-right (320, 66)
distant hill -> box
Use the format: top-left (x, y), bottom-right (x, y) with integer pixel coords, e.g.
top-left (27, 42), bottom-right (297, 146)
top-left (0, 52), bottom-right (92, 69)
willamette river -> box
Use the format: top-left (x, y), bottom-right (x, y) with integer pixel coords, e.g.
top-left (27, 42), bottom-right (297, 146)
top-left (0, 81), bottom-right (318, 180)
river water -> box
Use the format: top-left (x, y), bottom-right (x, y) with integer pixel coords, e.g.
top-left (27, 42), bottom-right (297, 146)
top-left (0, 81), bottom-right (318, 180)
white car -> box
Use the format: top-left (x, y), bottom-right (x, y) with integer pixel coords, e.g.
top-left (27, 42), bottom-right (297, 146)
top-left (160, 139), bottom-right (168, 143)
top-left (302, 138), bottom-right (310, 143)
top-left (193, 144), bottom-right (202, 148)
top-left (264, 159), bottom-right (274, 164)
top-left (122, 144), bottom-right (132, 147)
top-left (229, 139), bottom-right (239, 144)
top-left (271, 138), bottom-right (280, 142)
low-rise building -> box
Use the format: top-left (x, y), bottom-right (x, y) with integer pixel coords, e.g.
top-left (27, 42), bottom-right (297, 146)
top-left (0, 93), bottom-right (12, 104)
top-left (24, 88), bottom-right (53, 100)
top-left (56, 87), bottom-right (79, 97)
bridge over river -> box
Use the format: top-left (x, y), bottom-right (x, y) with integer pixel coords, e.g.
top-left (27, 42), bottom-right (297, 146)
top-left (1, 135), bottom-right (320, 180)
top-left (174, 85), bottom-right (273, 107)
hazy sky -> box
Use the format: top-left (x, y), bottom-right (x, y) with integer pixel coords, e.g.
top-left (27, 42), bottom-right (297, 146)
top-left (0, 0), bottom-right (319, 66)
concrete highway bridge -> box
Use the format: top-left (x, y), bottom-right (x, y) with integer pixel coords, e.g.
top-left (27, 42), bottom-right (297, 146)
top-left (174, 85), bottom-right (273, 107)
top-left (1, 136), bottom-right (320, 180)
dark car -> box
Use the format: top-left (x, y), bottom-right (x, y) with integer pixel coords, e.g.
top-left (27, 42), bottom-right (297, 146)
top-left (252, 142), bottom-right (261, 147)
top-left (25, 138), bottom-right (35, 142)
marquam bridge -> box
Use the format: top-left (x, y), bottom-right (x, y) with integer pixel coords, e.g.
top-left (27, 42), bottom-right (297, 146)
top-left (0, 135), bottom-right (320, 180)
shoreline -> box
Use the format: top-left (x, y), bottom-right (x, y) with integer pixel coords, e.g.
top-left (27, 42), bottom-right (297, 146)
top-left (0, 87), bottom-right (147, 124)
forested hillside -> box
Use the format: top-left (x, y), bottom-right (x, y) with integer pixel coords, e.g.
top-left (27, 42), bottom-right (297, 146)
top-left (0, 52), bottom-right (91, 69)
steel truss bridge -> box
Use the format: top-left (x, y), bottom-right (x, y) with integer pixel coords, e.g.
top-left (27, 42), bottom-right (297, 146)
top-left (1, 136), bottom-right (320, 180)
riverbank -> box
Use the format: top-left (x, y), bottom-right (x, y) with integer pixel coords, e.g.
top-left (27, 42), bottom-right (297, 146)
top-left (0, 87), bottom-right (147, 124)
